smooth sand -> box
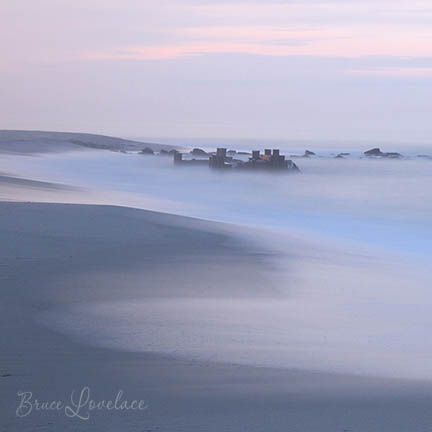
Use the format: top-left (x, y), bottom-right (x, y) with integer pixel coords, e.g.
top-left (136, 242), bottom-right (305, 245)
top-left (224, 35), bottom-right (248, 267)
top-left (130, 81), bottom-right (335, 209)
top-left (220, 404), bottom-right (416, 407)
top-left (0, 173), bottom-right (76, 191)
top-left (1, 202), bottom-right (432, 431)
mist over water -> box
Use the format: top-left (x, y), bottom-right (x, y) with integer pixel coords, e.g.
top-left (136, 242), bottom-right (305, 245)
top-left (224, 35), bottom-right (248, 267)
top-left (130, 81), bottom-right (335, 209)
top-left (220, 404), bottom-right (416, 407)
top-left (5, 148), bottom-right (432, 379)
top-left (4, 149), bottom-right (431, 255)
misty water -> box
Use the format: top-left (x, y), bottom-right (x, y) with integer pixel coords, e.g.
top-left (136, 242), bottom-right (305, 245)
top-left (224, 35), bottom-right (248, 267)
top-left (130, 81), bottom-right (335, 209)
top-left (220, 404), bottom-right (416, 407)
top-left (5, 148), bottom-right (432, 379)
top-left (5, 149), bottom-right (431, 255)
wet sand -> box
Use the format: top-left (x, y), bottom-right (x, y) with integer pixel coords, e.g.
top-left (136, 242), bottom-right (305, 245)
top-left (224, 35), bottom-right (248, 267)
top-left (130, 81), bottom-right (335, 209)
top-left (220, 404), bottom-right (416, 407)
top-left (1, 202), bottom-right (432, 431)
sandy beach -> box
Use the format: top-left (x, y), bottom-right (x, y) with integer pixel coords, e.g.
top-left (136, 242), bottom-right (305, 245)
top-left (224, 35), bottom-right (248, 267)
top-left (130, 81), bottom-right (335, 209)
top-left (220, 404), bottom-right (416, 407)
top-left (1, 136), bottom-right (432, 431)
top-left (1, 199), bottom-right (432, 431)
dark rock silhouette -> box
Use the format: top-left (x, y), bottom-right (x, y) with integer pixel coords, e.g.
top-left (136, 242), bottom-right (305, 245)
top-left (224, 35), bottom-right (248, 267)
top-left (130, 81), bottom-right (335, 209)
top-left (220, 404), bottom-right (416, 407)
top-left (304, 150), bottom-right (316, 157)
top-left (190, 148), bottom-right (208, 156)
top-left (290, 161), bottom-right (301, 172)
top-left (364, 148), bottom-right (402, 158)
top-left (335, 152), bottom-right (350, 159)
top-left (385, 152), bottom-right (402, 159)
top-left (159, 149), bottom-right (177, 155)
top-left (364, 148), bottom-right (382, 157)
top-left (139, 147), bottom-right (154, 155)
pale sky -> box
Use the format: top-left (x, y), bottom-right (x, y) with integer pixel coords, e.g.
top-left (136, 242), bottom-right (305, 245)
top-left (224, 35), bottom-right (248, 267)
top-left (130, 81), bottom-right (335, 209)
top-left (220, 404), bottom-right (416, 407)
top-left (1, 0), bottom-right (432, 142)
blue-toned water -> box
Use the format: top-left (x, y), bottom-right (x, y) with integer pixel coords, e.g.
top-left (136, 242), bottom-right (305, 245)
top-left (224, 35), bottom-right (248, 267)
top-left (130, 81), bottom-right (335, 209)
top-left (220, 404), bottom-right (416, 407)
top-left (4, 149), bottom-right (431, 257)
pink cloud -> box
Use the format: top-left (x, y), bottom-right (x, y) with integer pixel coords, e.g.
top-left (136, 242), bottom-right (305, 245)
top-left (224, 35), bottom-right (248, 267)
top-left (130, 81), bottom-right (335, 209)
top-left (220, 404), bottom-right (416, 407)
top-left (81, 34), bottom-right (432, 61)
top-left (76, 19), bottom-right (432, 61)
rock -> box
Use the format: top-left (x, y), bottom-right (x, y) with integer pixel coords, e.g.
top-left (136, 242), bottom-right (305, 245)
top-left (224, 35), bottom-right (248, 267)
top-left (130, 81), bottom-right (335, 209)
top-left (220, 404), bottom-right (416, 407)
top-left (139, 147), bottom-right (154, 155)
top-left (303, 150), bottom-right (316, 157)
top-left (364, 148), bottom-right (383, 157)
top-left (227, 150), bottom-right (237, 155)
top-left (287, 160), bottom-right (301, 172)
top-left (364, 148), bottom-right (402, 158)
top-left (384, 152), bottom-right (402, 159)
top-left (335, 152), bottom-right (350, 158)
top-left (159, 149), bottom-right (176, 155)
top-left (190, 148), bottom-right (208, 156)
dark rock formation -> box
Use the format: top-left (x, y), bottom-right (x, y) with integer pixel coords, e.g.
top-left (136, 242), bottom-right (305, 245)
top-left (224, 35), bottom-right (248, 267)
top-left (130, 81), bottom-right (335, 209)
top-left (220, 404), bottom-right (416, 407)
top-left (139, 147), bottom-right (154, 155)
top-left (159, 149), bottom-right (176, 155)
top-left (335, 152), bottom-right (350, 159)
top-left (304, 150), bottom-right (316, 157)
top-left (385, 152), bottom-right (402, 159)
top-left (364, 148), bottom-right (402, 158)
top-left (289, 161), bottom-right (301, 172)
top-left (190, 148), bottom-right (208, 156)
top-left (364, 148), bottom-right (383, 157)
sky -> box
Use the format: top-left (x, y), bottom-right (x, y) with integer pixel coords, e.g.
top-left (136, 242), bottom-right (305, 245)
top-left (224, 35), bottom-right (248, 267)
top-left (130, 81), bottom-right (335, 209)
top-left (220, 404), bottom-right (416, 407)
top-left (1, 0), bottom-right (432, 143)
